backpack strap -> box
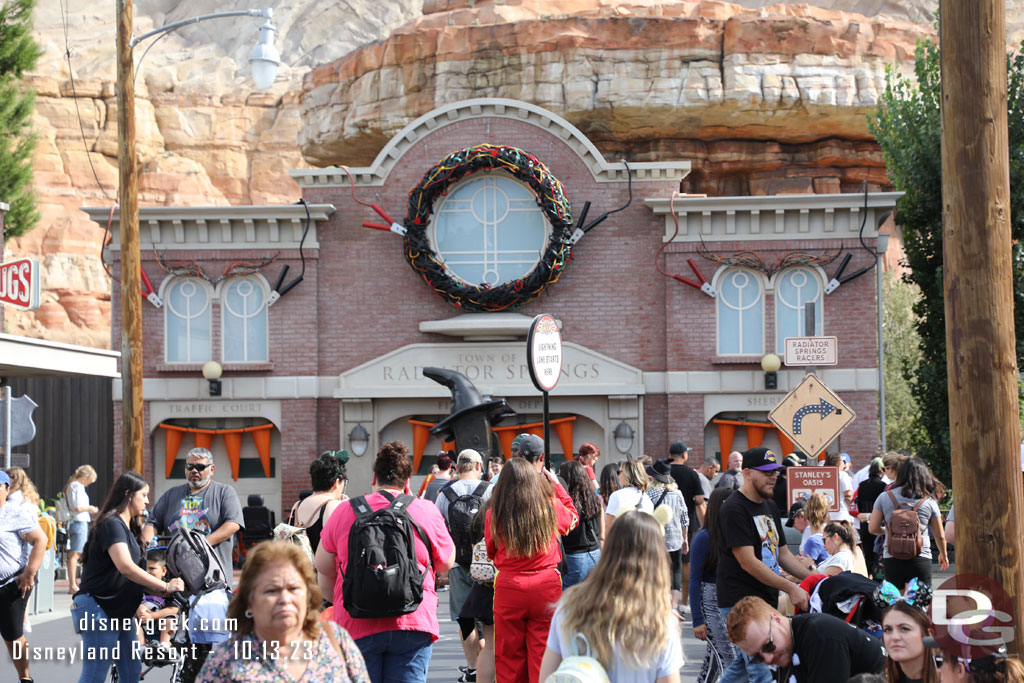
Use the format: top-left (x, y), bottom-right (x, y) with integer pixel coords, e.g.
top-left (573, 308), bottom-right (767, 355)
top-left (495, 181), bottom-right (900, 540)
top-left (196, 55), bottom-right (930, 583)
top-left (656, 488), bottom-right (669, 508)
top-left (300, 499), bottom-right (332, 529)
top-left (471, 481), bottom-right (490, 498)
top-left (350, 495), bottom-right (374, 520)
top-left (911, 496), bottom-right (928, 512)
top-left (886, 490), bottom-right (902, 509)
top-left (379, 491), bottom-right (436, 569)
top-left (441, 486), bottom-right (458, 504)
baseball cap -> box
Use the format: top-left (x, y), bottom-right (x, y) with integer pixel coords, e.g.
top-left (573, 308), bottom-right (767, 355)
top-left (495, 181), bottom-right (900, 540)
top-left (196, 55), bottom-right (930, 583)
top-left (510, 433), bottom-right (531, 456)
top-left (785, 500), bottom-right (805, 527)
top-left (458, 449), bottom-right (483, 464)
top-left (517, 434), bottom-right (545, 461)
top-left (782, 454), bottom-right (801, 468)
top-left (840, 452), bottom-right (851, 464)
top-left (0, 471), bottom-right (9, 488)
top-left (669, 441), bottom-right (689, 456)
top-left (742, 446), bottom-right (783, 471)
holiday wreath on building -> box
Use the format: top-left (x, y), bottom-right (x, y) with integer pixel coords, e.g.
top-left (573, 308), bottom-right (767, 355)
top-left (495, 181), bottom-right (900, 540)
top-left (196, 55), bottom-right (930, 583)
top-left (404, 143), bottom-right (574, 312)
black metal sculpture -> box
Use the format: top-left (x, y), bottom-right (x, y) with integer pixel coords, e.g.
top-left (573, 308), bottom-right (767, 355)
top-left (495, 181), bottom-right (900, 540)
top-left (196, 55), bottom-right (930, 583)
top-left (423, 367), bottom-right (515, 460)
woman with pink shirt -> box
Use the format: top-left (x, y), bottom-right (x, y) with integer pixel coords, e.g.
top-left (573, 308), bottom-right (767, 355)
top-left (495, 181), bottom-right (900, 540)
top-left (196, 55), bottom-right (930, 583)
top-left (315, 441), bottom-right (456, 683)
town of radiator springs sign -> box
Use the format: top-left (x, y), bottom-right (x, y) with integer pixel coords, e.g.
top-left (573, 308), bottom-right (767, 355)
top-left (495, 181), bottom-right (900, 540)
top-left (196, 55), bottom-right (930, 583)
top-left (0, 258), bottom-right (40, 312)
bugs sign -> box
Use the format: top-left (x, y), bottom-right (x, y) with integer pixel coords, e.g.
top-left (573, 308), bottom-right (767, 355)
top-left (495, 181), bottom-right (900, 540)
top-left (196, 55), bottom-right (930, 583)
top-left (0, 258), bottom-right (40, 311)
top-left (527, 314), bottom-right (562, 392)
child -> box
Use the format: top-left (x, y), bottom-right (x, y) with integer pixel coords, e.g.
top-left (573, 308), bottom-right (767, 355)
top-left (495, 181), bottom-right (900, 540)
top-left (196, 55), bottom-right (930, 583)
top-left (136, 549), bottom-right (179, 649)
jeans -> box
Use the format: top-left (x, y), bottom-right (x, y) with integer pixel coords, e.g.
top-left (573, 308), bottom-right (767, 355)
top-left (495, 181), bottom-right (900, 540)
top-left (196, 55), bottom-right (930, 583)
top-left (355, 629), bottom-right (433, 683)
top-left (718, 605), bottom-right (773, 683)
top-left (562, 549), bottom-right (601, 590)
top-left (72, 593), bottom-right (141, 683)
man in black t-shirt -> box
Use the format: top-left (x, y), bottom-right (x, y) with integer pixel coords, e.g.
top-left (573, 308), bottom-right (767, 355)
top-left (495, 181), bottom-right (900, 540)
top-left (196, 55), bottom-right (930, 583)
top-left (726, 596), bottom-right (885, 683)
top-left (715, 446), bottom-right (812, 683)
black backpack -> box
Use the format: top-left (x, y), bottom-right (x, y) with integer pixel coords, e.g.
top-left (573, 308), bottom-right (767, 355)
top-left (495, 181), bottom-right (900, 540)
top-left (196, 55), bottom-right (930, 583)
top-left (342, 491), bottom-right (434, 619)
top-left (442, 481), bottom-right (490, 568)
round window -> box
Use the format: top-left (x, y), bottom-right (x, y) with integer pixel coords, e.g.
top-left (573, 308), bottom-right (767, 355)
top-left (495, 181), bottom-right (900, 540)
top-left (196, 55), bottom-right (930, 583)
top-left (431, 175), bottom-right (550, 287)
top-left (404, 144), bottom-right (575, 312)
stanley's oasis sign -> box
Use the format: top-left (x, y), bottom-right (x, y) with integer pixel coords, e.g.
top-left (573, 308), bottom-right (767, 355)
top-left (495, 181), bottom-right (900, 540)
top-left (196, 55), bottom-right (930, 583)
top-left (0, 258), bottom-right (40, 311)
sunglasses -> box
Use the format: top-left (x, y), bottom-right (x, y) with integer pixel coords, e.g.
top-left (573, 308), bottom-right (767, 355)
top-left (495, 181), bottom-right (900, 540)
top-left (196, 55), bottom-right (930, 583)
top-left (750, 619), bottom-right (777, 664)
top-left (185, 463), bottom-right (211, 472)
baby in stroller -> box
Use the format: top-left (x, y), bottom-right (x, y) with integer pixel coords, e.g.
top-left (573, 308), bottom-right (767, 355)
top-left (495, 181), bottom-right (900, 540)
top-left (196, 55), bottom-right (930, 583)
top-left (137, 549), bottom-right (179, 650)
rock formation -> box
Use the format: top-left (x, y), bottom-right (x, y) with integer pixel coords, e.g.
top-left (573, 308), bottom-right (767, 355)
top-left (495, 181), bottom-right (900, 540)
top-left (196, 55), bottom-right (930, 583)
top-left (6, 0), bottom-right (1023, 347)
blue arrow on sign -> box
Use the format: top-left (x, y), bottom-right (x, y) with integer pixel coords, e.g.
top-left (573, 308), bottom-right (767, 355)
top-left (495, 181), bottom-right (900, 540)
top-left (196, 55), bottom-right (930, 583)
top-left (792, 398), bottom-right (837, 434)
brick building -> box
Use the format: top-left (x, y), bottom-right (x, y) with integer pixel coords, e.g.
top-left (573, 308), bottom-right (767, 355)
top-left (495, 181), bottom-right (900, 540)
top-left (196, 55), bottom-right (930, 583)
top-left (89, 98), bottom-right (898, 516)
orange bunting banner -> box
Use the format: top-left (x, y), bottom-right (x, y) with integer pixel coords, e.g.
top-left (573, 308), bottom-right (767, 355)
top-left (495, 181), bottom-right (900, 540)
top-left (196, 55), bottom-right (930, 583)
top-left (158, 423), bottom-right (275, 481)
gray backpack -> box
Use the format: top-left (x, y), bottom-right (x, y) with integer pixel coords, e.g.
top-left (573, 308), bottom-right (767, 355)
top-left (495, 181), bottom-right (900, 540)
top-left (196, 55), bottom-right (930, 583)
top-left (166, 527), bottom-right (228, 595)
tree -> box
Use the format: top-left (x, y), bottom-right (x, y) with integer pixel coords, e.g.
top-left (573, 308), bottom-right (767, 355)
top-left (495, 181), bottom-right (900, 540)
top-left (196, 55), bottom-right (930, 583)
top-left (0, 0), bottom-right (42, 240)
top-left (882, 270), bottom-right (925, 451)
top-left (868, 38), bottom-right (1024, 485)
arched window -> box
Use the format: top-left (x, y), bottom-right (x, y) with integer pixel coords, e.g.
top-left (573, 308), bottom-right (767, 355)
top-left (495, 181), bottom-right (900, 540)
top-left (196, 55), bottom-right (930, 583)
top-left (430, 175), bottom-right (550, 286)
top-left (717, 268), bottom-right (764, 355)
top-left (221, 276), bottom-right (268, 362)
top-left (164, 277), bottom-right (212, 363)
top-left (775, 267), bottom-right (823, 352)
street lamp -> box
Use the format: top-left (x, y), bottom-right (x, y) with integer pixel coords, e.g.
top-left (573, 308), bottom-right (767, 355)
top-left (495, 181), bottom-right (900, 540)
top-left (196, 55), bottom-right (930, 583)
top-left (116, 5), bottom-right (282, 472)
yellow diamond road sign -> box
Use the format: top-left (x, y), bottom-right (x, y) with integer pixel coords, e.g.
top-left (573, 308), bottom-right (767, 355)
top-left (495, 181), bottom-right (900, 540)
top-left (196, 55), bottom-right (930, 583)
top-left (769, 373), bottom-right (856, 457)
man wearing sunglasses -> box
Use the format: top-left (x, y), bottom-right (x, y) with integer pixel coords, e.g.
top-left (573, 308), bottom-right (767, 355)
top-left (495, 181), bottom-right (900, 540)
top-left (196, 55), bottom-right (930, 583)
top-left (143, 447), bottom-right (244, 587)
top-left (726, 595), bottom-right (885, 682)
top-left (716, 447), bottom-right (814, 683)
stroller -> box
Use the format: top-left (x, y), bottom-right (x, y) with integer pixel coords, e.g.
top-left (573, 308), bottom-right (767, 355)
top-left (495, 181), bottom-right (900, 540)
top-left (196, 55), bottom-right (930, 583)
top-left (798, 572), bottom-right (886, 638)
top-left (113, 530), bottom-right (233, 683)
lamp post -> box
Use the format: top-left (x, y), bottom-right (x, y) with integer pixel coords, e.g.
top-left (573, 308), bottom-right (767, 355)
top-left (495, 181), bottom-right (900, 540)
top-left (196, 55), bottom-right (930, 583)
top-left (116, 3), bottom-right (280, 473)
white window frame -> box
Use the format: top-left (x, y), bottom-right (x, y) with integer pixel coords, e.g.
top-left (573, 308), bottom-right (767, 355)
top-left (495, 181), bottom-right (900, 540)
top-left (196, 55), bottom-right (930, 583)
top-left (770, 266), bottom-right (825, 352)
top-left (217, 274), bottom-right (271, 363)
top-left (428, 173), bottom-right (552, 287)
top-left (713, 266), bottom-right (767, 356)
top-left (160, 276), bottom-right (214, 364)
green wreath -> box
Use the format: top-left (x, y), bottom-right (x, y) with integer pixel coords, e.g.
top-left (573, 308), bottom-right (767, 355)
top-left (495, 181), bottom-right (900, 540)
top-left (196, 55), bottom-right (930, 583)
top-left (404, 144), bottom-right (574, 312)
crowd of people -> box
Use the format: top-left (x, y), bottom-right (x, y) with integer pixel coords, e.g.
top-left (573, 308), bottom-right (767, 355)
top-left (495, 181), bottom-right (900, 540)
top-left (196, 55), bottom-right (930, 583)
top-left (0, 437), bottom-right (1021, 683)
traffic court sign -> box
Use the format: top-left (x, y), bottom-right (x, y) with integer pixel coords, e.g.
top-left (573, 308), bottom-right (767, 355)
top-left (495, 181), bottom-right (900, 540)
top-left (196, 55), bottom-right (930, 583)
top-left (787, 466), bottom-right (840, 512)
top-left (784, 336), bottom-right (837, 366)
top-left (768, 373), bottom-right (855, 458)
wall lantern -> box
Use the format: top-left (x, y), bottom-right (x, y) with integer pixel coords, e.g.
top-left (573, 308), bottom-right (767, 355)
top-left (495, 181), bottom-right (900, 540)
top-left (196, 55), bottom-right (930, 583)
top-left (613, 421), bottom-right (635, 455)
top-left (202, 361), bottom-right (223, 397)
top-left (349, 424), bottom-right (370, 458)
top-left (761, 353), bottom-right (782, 390)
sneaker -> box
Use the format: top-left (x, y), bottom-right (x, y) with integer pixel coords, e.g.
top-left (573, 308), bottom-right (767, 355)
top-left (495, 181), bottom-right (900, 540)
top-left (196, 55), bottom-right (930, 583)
top-left (679, 604), bottom-right (692, 617)
top-left (458, 670), bottom-right (477, 682)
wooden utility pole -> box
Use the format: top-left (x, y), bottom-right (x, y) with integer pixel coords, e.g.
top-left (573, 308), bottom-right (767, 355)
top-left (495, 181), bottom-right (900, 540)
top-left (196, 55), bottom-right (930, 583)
top-left (116, 0), bottom-right (144, 473)
top-left (941, 0), bottom-right (1024, 657)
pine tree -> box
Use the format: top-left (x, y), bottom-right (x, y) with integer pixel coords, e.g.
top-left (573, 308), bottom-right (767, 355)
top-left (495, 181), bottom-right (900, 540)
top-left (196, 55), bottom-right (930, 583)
top-left (0, 0), bottom-right (42, 241)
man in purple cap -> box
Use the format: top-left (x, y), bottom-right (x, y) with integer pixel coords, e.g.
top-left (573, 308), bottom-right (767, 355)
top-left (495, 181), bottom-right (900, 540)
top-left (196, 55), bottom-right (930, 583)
top-left (715, 446), bottom-right (813, 683)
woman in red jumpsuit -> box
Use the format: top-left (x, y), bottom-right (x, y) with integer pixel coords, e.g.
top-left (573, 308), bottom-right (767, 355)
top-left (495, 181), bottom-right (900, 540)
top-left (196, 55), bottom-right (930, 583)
top-left (485, 457), bottom-right (578, 683)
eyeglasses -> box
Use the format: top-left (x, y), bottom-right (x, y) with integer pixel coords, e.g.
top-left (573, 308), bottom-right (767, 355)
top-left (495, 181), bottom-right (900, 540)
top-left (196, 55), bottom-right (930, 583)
top-left (185, 463), bottom-right (211, 472)
top-left (750, 619), bottom-right (777, 664)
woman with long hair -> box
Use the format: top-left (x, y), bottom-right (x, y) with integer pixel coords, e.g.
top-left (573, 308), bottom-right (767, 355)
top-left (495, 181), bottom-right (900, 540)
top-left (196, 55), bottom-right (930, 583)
top-left (818, 520), bottom-right (869, 576)
top-left (869, 457), bottom-right (948, 589)
top-left (800, 492), bottom-right (831, 565)
top-left (558, 460), bottom-right (604, 589)
top-left (485, 457), bottom-right (577, 683)
top-left (598, 463), bottom-right (619, 508)
top-left (73, 472), bottom-right (185, 683)
top-left (882, 601), bottom-right (939, 683)
top-left (538, 510), bottom-right (683, 682)
top-left (689, 487), bottom-right (736, 683)
top-left (64, 464), bottom-right (98, 594)
top-left (605, 459), bottom-right (653, 532)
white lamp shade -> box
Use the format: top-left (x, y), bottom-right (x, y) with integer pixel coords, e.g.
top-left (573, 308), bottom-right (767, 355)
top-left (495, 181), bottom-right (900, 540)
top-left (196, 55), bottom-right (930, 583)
top-left (202, 361), bottom-right (223, 380)
top-left (249, 22), bottom-right (281, 90)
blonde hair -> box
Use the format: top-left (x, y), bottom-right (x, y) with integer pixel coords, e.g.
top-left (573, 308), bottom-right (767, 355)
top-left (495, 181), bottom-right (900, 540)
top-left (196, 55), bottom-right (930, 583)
top-left (620, 460), bottom-right (649, 492)
top-left (6, 467), bottom-right (40, 506)
top-left (805, 492), bottom-right (830, 529)
top-left (228, 541), bottom-right (323, 639)
top-left (559, 511), bottom-right (675, 670)
top-left (65, 465), bottom-right (97, 494)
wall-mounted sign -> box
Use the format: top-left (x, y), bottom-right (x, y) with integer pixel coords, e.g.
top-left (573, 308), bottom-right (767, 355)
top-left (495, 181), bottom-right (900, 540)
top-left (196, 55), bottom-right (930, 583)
top-left (0, 258), bottom-right (40, 311)
top-left (784, 336), bottom-right (838, 366)
top-left (527, 314), bottom-right (562, 393)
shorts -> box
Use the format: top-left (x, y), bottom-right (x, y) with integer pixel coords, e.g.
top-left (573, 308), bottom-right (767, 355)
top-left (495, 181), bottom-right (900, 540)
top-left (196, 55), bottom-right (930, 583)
top-left (0, 578), bottom-right (30, 641)
top-left (69, 520), bottom-right (89, 553)
top-left (668, 549), bottom-right (683, 591)
top-left (459, 582), bottom-right (494, 625)
top-left (448, 565), bottom-right (475, 623)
